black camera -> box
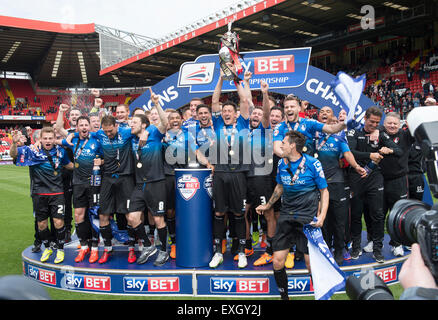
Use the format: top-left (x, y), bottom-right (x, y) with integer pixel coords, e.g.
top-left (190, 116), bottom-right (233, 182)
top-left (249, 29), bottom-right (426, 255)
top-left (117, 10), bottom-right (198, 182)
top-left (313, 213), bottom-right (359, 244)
top-left (346, 269), bottom-right (394, 300)
top-left (387, 200), bottom-right (438, 283)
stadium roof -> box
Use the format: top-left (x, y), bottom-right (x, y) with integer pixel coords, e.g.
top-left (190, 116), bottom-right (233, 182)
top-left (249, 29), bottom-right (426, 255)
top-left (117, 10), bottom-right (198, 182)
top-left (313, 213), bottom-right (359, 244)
top-left (0, 0), bottom-right (433, 89)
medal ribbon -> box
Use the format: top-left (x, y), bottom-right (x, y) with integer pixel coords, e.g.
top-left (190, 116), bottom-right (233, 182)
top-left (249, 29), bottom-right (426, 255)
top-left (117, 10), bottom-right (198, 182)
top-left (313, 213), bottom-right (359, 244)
top-left (286, 156), bottom-right (306, 184)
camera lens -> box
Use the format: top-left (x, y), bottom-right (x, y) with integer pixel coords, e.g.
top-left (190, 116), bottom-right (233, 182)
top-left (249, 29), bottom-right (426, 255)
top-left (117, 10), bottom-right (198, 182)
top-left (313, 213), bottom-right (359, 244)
top-left (346, 272), bottom-right (393, 300)
top-left (387, 199), bottom-right (431, 246)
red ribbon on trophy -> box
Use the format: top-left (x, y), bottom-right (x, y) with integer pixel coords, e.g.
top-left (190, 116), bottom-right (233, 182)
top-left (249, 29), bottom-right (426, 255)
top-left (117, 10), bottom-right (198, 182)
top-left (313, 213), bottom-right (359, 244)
top-left (219, 21), bottom-right (243, 86)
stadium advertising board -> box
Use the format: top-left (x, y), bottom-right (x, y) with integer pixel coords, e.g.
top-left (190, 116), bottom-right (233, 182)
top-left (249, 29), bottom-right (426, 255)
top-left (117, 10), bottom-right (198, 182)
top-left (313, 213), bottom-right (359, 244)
top-left (129, 47), bottom-right (375, 123)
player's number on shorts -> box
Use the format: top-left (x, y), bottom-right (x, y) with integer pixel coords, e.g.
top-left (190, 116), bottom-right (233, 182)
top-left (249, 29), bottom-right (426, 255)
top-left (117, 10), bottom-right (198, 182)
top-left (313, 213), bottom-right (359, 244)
top-left (260, 196), bottom-right (267, 205)
top-left (57, 205), bottom-right (65, 215)
top-left (159, 201), bottom-right (164, 211)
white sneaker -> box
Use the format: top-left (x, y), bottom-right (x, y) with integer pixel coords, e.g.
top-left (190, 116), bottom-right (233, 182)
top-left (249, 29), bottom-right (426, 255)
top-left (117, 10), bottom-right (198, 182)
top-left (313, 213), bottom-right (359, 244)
top-left (209, 252), bottom-right (223, 268)
top-left (363, 241), bottom-right (373, 253)
top-left (392, 245), bottom-right (404, 257)
top-left (238, 253), bottom-right (248, 269)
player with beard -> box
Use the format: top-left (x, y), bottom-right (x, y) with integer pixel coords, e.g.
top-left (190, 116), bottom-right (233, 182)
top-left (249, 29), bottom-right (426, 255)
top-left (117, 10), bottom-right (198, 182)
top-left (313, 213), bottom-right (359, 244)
top-left (162, 110), bottom-right (205, 259)
top-left (256, 131), bottom-right (329, 300)
top-left (11, 127), bottom-right (74, 264)
top-left (67, 114), bottom-right (148, 263)
top-left (60, 116), bottom-right (103, 262)
top-left (245, 80), bottom-right (276, 267)
top-left (128, 90), bottom-right (170, 266)
top-left (273, 95), bottom-right (347, 159)
top-left (316, 107), bottom-right (366, 265)
top-left (208, 70), bottom-right (252, 269)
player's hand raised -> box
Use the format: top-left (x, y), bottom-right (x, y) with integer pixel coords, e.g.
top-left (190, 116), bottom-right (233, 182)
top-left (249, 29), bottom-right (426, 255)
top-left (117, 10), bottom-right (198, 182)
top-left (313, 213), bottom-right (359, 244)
top-left (149, 88), bottom-right (159, 107)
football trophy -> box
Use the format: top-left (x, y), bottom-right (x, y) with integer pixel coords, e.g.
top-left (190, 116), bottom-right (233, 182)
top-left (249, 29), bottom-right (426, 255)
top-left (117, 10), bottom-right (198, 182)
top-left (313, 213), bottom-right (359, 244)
top-left (219, 21), bottom-right (243, 85)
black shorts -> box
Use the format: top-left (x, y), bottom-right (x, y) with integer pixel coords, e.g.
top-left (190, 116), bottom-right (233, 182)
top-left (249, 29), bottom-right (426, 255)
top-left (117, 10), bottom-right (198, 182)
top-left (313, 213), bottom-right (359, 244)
top-left (213, 171), bottom-right (247, 214)
top-left (100, 174), bottom-right (134, 215)
top-left (272, 216), bottom-right (309, 255)
top-left (32, 194), bottom-right (65, 222)
top-left (246, 175), bottom-right (274, 207)
top-left (128, 180), bottom-right (166, 216)
top-left (165, 175), bottom-right (175, 211)
top-left (73, 183), bottom-right (100, 208)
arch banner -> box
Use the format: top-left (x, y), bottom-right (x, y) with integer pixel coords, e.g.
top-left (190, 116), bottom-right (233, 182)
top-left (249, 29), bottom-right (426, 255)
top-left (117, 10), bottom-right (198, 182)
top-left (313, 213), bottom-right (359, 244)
top-left (129, 47), bottom-right (375, 124)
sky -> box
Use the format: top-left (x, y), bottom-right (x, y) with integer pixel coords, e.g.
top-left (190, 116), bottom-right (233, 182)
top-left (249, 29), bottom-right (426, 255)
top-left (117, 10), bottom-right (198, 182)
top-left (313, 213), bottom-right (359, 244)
top-left (0, 0), bottom-right (239, 39)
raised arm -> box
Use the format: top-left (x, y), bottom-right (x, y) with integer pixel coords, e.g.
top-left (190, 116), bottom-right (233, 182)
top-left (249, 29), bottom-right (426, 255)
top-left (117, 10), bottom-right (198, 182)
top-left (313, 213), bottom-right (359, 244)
top-left (211, 73), bottom-right (224, 113)
top-left (54, 104), bottom-right (70, 138)
top-left (235, 71), bottom-right (252, 120)
top-left (322, 121), bottom-right (347, 134)
top-left (150, 88), bottom-right (168, 134)
top-left (260, 80), bottom-right (271, 128)
top-left (9, 130), bottom-right (21, 160)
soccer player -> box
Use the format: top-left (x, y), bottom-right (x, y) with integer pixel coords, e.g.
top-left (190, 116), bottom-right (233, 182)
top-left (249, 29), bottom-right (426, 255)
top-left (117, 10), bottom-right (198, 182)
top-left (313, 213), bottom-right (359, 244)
top-left (61, 116), bottom-right (103, 263)
top-left (10, 127), bottom-right (74, 264)
top-left (256, 131), bottom-right (329, 300)
top-left (182, 98), bottom-right (204, 129)
top-left (316, 107), bottom-right (366, 265)
top-left (162, 109), bottom-right (199, 259)
top-left (347, 106), bottom-right (403, 263)
top-left (248, 81), bottom-right (277, 267)
top-left (208, 71), bottom-right (251, 269)
top-left (127, 89), bottom-right (170, 266)
top-left (89, 113), bottom-right (101, 132)
top-left (54, 103), bottom-right (80, 243)
top-left (116, 104), bottom-right (130, 128)
top-left (75, 115), bottom-right (147, 263)
top-left (273, 95), bottom-right (347, 159)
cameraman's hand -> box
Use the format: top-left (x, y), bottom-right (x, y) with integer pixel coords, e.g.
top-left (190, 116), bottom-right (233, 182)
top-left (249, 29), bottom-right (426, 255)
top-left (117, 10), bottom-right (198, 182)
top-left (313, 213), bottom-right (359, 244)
top-left (399, 243), bottom-right (437, 289)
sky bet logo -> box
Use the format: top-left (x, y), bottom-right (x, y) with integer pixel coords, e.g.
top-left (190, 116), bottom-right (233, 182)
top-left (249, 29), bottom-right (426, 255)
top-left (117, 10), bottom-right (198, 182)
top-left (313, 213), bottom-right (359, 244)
top-left (123, 277), bottom-right (180, 293)
top-left (28, 265), bottom-right (56, 285)
top-left (254, 55), bottom-right (294, 75)
top-left (210, 277), bottom-right (269, 294)
top-left (64, 274), bottom-right (111, 292)
top-left (288, 276), bottom-right (314, 293)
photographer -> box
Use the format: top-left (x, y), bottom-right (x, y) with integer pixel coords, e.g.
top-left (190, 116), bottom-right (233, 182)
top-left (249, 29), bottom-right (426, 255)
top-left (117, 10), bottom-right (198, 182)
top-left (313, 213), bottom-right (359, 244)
top-left (399, 243), bottom-right (438, 299)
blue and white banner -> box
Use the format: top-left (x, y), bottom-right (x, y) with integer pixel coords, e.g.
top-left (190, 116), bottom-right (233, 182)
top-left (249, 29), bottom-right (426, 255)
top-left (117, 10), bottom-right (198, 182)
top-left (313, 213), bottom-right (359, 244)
top-left (129, 48), bottom-right (376, 125)
top-left (303, 220), bottom-right (346, 300)
top-left (178, 47), bottom-right (311, 93)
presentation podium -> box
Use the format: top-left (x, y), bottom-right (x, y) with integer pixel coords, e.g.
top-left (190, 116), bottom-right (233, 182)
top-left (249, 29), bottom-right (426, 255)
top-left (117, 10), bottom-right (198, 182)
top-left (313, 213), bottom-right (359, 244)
top-left (175, 168), bottom-right (213, 268)
top-left (21, 169), bottom-right (408, 297)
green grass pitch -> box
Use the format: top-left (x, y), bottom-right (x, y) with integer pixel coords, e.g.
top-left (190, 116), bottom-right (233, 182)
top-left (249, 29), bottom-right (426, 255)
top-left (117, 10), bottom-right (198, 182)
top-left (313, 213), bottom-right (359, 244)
top-left (0, 164), bottom-right (405, 300)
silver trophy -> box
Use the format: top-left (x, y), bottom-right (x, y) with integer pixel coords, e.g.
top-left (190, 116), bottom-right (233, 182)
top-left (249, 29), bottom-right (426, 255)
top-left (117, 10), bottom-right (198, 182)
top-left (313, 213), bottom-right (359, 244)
top-left (219, 21), bottom-right (242, 83)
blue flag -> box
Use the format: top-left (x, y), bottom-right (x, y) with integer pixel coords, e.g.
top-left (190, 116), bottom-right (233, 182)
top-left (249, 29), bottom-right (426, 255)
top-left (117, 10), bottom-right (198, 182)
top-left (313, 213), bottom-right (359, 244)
top-left (331, 71), bottom-right (366, 129)
top-left (303, 219), bottom-right (346, 300)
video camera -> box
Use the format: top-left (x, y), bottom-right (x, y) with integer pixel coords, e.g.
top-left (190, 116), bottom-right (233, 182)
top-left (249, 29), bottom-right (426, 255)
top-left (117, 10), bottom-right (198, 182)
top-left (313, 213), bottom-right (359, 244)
top-left (347, 106), bottom-right (438, 300)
